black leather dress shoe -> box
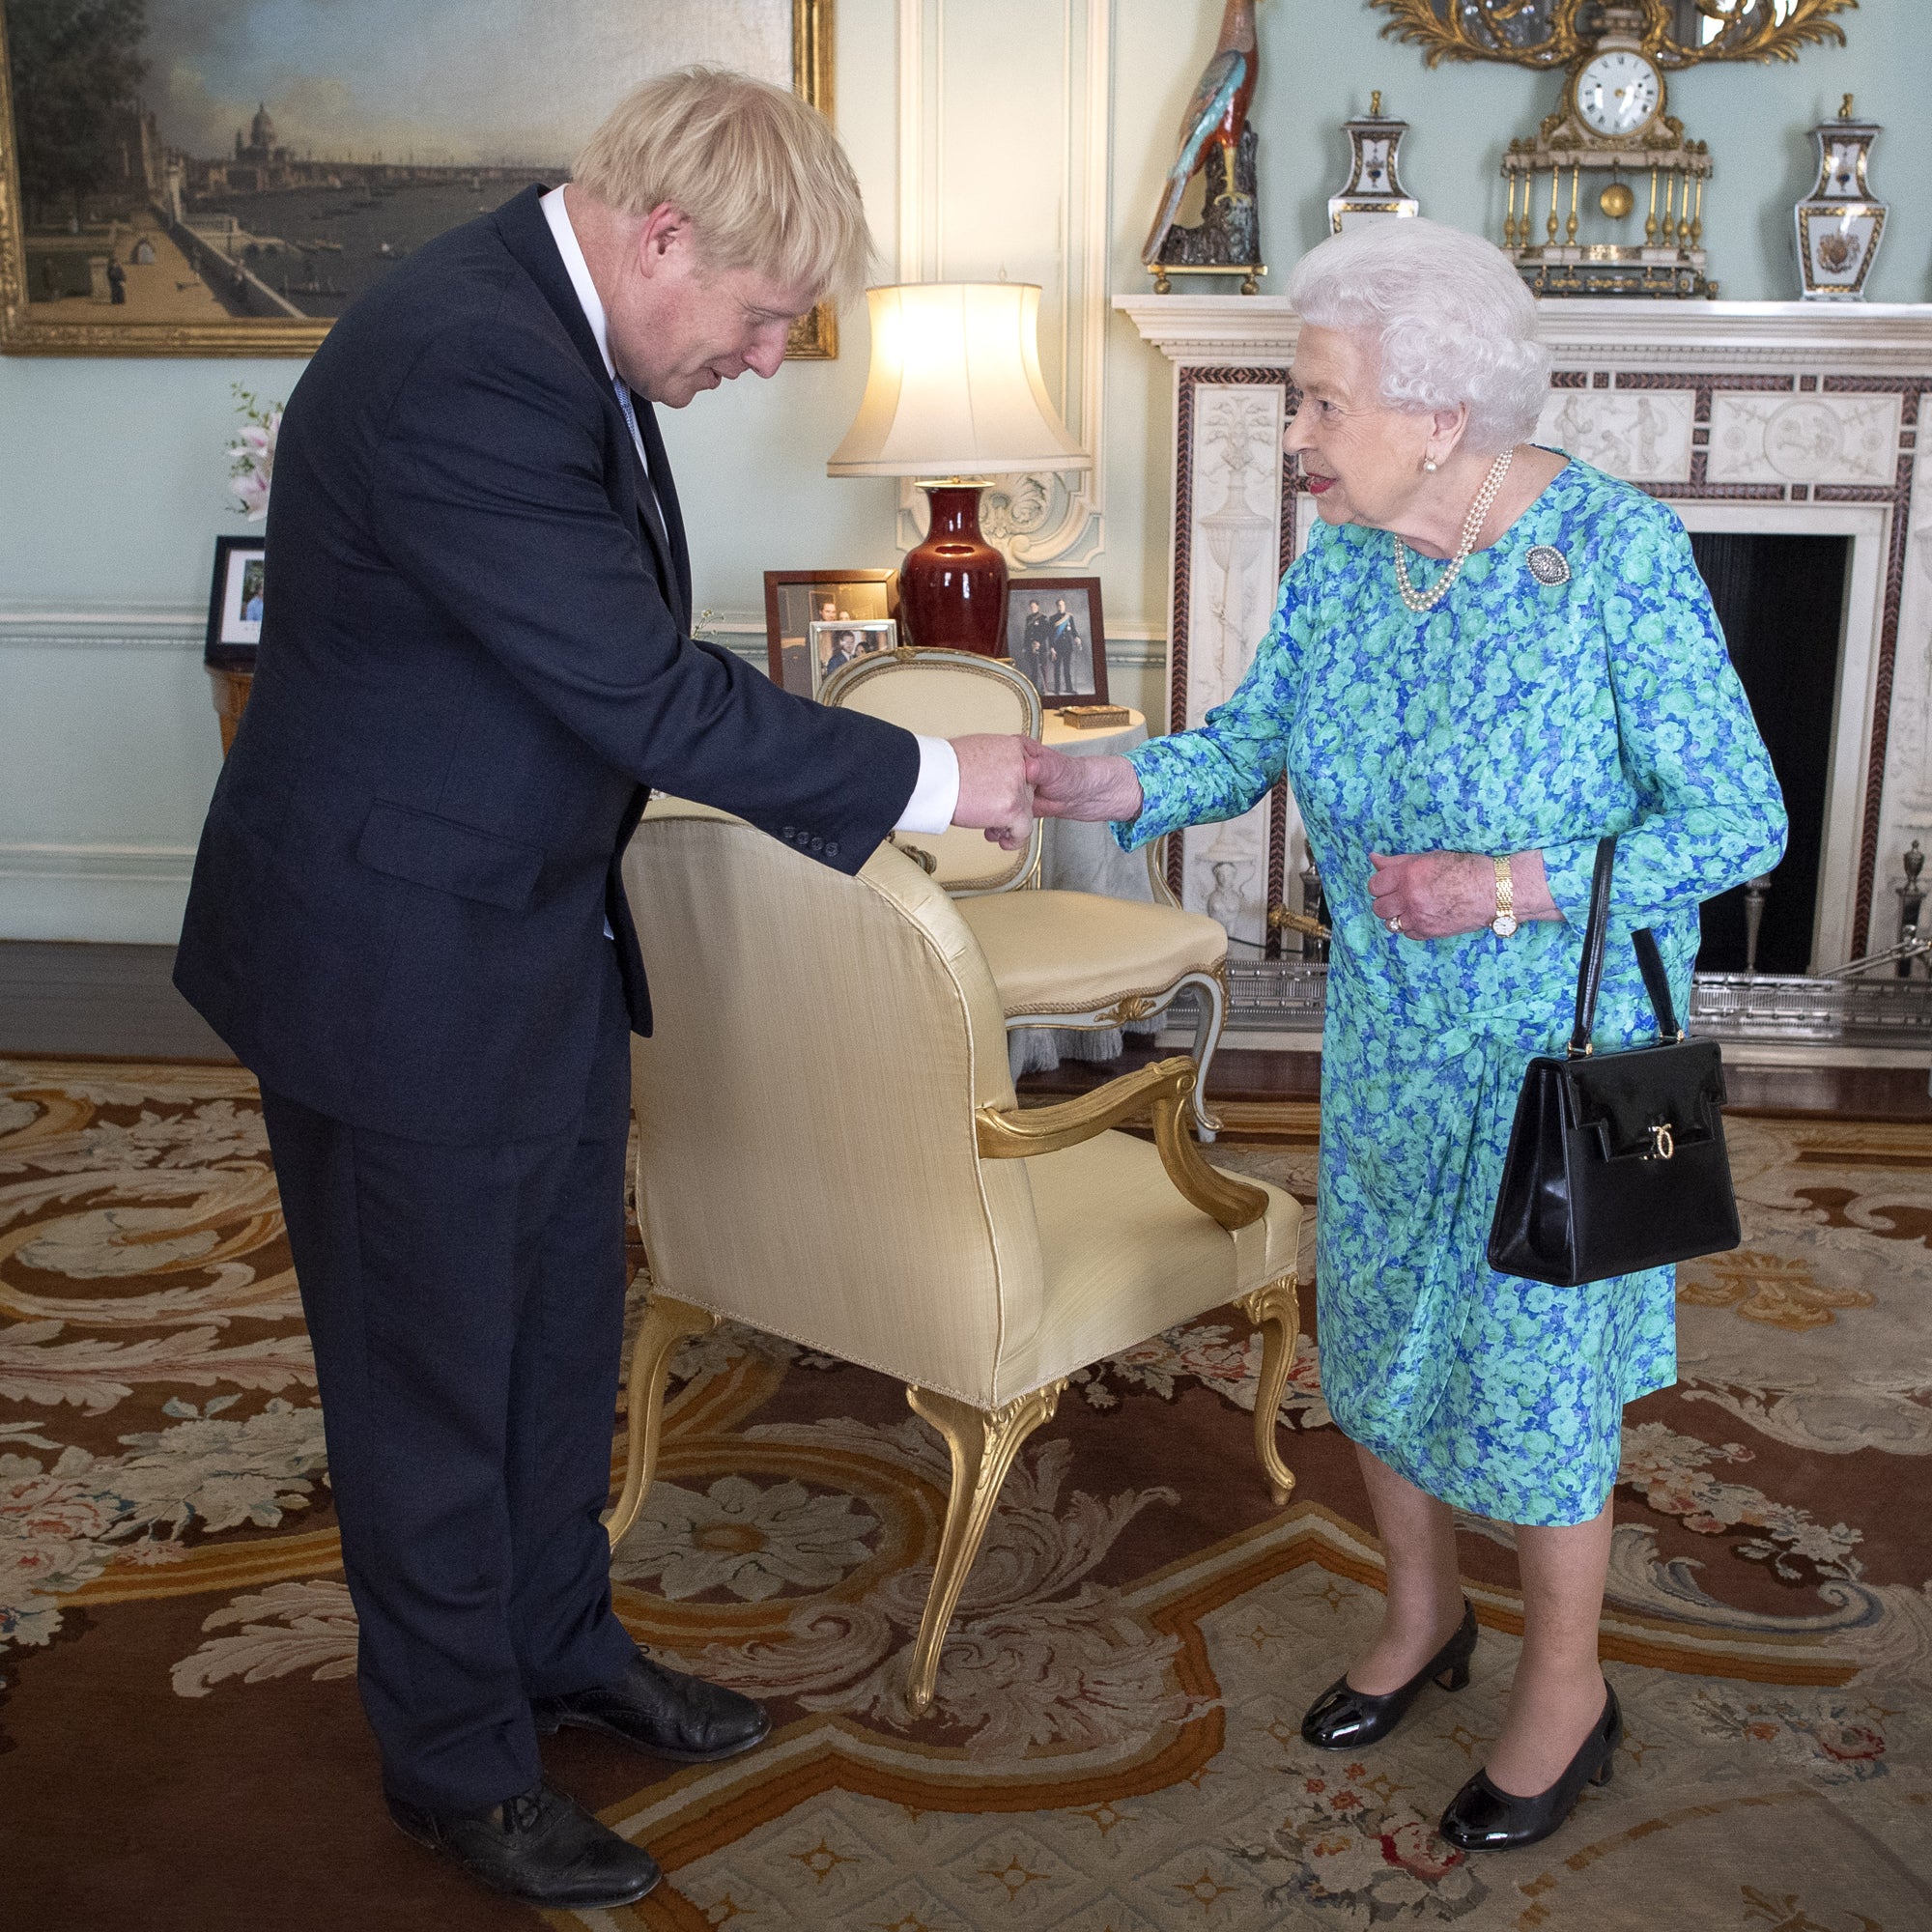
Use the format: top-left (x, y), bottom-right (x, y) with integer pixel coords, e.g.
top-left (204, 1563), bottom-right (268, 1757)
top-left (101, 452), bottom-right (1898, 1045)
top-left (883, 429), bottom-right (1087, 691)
top-left (531, 1652), bottom-right (771, 1763)
top-left (386, 1779), bottom-right (660, 1908)
top-left (1438, 1681), bottom-right (1623, 1852)
top-left (1300, 1599), bottom-right (1479, 1751)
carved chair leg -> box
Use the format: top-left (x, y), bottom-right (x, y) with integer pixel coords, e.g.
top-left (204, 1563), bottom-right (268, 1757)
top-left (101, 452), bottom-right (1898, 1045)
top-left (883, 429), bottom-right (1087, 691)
top-left (1235, 1272), bottom-right (1299, 1507)
top-left (903, 1379), bottom-right (1067, 1715)
top-left (1183, 968), bottom-right (1227, 1142)
top-left (604, 1292), bottom-right (719, 1548)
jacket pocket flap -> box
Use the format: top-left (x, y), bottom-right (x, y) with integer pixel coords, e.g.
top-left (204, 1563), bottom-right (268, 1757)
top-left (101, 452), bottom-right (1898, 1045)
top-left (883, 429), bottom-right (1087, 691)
top-left (355, 801), bottom-right (544, 912)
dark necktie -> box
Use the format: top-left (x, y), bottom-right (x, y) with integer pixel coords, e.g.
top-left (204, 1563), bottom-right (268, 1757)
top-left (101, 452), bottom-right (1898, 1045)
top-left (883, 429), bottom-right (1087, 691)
top-left (612, 379), bottom-right (671, 561)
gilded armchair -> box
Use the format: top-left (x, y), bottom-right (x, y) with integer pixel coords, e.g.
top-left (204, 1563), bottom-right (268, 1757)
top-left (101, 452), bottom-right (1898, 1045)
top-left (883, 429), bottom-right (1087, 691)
top-left (608, 799), bottom-right (1302, 1713)
top-left (819, 647), bottom-right (1232, 1138)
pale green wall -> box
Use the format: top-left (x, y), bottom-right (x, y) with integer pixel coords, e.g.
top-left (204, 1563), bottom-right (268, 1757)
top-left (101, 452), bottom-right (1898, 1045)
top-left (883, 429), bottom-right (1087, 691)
top-left (2, 0), bottom-right (1924, 939)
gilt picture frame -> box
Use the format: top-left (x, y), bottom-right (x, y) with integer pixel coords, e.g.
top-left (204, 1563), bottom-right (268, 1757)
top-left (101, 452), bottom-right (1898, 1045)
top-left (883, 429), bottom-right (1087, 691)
top-left (0, 0), bottom-right (836, 357)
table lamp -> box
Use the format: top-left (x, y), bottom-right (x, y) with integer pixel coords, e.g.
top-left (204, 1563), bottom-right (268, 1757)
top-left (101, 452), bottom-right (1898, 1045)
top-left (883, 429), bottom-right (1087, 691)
top-left (827, 282), bottom-right (1091, 655)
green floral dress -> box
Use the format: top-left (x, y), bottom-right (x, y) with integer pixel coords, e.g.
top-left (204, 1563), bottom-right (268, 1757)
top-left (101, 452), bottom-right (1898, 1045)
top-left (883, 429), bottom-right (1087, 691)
top-left (1118, 460), bottom-right (1786, 1526)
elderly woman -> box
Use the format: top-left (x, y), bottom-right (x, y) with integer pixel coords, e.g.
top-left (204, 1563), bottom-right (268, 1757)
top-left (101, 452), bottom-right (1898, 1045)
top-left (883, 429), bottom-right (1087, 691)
top-left (1027, 218), bottom-right (1785, 1851)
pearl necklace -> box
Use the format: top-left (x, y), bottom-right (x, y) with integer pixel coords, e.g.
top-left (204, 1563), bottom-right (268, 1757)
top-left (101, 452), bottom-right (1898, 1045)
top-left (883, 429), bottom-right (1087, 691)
top-left (1392, 446), bottom-right (1516, 616)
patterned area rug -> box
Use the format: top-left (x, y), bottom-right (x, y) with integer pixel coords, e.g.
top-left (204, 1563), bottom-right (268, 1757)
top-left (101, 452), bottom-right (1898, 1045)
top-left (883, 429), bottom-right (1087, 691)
top-left (4, 1061), bottom-right (1931, 1931)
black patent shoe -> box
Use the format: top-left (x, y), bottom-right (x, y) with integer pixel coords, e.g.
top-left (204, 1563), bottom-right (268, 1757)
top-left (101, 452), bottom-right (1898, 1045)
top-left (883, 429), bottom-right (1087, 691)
top-left (532, 1652), bottom-right (771, 1763)
top-left (386, 1778), bottom-right (660, 1908)
top-left (1300, 1599), bottom-right (1479, 1751)
top-left (1438, 1681), bottom-right (1623, 1852)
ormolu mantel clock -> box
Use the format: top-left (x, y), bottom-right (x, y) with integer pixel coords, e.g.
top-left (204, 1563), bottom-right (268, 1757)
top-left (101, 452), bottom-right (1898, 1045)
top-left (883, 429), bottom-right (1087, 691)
top-left (1371, 0), bottom-right (1860, 298)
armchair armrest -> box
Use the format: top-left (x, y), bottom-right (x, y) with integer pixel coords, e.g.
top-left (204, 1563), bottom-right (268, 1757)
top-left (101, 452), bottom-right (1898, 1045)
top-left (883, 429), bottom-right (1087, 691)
top-left (975, 1055), bottom-right (1266, 1232)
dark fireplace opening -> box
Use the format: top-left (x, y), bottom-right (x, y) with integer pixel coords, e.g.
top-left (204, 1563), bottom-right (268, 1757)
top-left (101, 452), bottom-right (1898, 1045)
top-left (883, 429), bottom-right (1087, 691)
top-left (1689, 531), bottom-right (1850, 977)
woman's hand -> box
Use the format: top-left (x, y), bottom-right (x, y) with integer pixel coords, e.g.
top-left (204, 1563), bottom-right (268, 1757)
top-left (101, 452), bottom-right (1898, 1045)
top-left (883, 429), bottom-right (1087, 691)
top-left (1022, 743), bottom-right (1145, 824)
top-left (1368, 850), bottom-right (1561, 939)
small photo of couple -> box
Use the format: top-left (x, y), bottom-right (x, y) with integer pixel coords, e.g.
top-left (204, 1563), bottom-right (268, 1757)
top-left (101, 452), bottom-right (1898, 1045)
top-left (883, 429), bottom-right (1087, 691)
top-left (1005, 578), bottom-right (1107, 706)
top-left (810, 618), bottom-right (899, 693)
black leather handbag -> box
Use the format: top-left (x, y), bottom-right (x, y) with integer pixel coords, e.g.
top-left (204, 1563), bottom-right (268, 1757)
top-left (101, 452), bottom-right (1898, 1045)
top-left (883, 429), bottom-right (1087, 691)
top-left (1487, 837), bottom-right (1741, 1287)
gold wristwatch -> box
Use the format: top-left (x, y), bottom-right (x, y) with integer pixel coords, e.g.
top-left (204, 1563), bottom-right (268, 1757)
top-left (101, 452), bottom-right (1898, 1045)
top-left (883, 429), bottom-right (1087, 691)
top-left (1491, 855), bottom-right (1519, 938)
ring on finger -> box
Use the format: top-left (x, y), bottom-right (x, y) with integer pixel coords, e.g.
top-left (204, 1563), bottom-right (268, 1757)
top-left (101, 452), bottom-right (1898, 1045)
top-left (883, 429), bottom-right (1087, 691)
top-left (1384, 914), bottom-right (1404, 936)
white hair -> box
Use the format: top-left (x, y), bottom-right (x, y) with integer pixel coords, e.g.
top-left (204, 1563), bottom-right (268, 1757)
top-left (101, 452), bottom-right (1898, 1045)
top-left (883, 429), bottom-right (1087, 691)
top-left (1288, 218), bottom-right (1549, 451)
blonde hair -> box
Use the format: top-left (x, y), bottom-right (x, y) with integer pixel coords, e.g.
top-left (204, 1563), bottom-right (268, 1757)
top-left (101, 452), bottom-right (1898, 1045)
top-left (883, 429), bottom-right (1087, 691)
top-left (573, 67), bottom-right (871, 300)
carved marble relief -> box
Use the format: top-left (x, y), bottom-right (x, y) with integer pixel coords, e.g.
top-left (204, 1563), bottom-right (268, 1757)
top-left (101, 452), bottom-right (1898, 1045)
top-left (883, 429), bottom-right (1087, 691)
top-left (1536, 389), bottom-right (1695, 483)
top-left (1706, 392), bottom-right (1904, 487)
top-left (1179, 384), bottom-right (1287, 944)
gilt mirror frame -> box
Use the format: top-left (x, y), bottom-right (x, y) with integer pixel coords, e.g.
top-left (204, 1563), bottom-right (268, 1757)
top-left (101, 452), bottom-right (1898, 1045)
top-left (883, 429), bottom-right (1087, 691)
top-left (1369, 0), bottom-right (1857, 70)
top-left (0, 0), bottom-right (836, 357)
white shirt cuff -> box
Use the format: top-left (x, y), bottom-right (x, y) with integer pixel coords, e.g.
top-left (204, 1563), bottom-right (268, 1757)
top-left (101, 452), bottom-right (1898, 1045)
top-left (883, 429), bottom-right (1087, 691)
top-left (895, 734), bottom-right (960, 837)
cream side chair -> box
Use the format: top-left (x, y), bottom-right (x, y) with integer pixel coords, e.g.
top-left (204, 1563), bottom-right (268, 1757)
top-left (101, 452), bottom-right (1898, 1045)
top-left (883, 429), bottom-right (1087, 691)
top-left (609, 799), bottom-right (1302, 1714)
top-left (819, 648), bottom-right (1232, 1139)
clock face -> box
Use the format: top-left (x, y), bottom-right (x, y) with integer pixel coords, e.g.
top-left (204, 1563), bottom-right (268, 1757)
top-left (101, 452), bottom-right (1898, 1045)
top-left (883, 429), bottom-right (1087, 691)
top-left (1575, 49), bottom-right (1662, 138)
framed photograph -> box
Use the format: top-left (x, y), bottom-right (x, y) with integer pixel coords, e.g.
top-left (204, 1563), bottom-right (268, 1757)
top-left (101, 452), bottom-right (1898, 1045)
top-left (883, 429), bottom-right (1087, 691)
top-left (763, 569), bottom-right (899, 696)
top-left (205, 534), bottom-right (266, 665)
top-left (0, 0), bottom-right (835, 357)
top-left (809, 619), bottom-right (898, 695)
top-left (1004, 578), bottom-right (1108, 707)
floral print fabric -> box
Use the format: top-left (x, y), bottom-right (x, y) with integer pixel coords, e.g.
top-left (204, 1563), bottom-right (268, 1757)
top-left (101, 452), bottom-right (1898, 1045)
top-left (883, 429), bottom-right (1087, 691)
top-left (1118, 460), bottom-right (1787, 1524)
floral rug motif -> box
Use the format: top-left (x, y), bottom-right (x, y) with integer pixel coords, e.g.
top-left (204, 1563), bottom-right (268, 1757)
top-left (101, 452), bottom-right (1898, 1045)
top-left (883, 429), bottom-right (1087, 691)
top-left (4, 1061), bottom-right (1931, 1930)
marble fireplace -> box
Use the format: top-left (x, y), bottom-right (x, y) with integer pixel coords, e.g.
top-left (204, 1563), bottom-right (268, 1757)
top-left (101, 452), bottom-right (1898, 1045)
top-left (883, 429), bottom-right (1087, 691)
top-left (1118, 297), bottom-right (1932, 983)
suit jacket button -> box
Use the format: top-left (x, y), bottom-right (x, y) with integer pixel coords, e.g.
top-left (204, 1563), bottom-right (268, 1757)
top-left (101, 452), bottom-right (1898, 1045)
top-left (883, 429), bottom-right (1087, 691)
top-left (781, 826), bottom-right (796, 840)
top-left (825, 841), bottom-right (839, 858)
top-left (810, 836), bottom-right (824, 852)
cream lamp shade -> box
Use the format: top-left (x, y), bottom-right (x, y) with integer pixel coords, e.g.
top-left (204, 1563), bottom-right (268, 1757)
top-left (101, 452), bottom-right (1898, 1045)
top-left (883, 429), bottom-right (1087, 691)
top-left (827, 283), bottom-right (1092, 478)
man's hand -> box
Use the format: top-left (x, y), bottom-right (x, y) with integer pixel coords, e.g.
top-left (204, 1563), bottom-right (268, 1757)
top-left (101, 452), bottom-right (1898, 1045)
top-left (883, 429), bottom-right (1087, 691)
top-left (1368, 850), bottom-right (1560, 939)
top-left (1022, 743), bottom-right (1145, 824)
top-left (950, 734), bottom-right (1037, 850)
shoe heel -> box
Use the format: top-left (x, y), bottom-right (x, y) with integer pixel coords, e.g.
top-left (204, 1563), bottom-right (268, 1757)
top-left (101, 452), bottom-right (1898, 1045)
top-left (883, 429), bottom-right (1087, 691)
top-left (1590, 1754), bottom-right (1614, 1788)
top-left (1435, 1660), bottom-right (1471, 1693)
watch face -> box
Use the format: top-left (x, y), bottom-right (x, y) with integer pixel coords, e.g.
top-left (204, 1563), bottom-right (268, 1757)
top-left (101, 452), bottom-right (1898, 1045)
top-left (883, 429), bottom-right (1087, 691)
top-left (1575, 50), bottom-right (1662, 137)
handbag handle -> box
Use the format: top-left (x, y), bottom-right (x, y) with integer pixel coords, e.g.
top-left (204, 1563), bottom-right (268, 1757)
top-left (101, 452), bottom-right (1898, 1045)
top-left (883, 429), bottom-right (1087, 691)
top-left (1568, 835), bottom-right (1684, 1056)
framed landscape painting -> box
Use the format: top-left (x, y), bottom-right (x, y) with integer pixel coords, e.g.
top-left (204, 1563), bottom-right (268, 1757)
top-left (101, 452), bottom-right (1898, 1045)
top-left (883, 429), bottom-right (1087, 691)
top-left (0, 0), bottom-right (834, 356)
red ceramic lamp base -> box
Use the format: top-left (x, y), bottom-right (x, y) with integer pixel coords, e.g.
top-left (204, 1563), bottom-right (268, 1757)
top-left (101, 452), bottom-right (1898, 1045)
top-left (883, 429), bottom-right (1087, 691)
top-left (898, 482), bottom-right (1008, 656)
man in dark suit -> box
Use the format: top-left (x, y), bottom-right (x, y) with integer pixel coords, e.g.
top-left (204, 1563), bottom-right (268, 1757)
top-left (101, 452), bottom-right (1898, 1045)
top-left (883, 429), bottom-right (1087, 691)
top-left (175, 68), bottom-right (1031, 1912)
top-left (1018, 596), bottom-right (1052, 693)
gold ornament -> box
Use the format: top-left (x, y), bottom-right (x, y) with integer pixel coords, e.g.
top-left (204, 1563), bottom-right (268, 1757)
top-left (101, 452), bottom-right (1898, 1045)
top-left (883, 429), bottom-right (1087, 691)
top-left (1368, 0), bottom-right (1856, 71)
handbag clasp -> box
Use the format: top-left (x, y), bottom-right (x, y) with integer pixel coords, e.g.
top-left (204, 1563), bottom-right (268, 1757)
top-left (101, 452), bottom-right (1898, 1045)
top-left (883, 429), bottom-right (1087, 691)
top-left (1647, 1122), bottom-right (1676, 1161)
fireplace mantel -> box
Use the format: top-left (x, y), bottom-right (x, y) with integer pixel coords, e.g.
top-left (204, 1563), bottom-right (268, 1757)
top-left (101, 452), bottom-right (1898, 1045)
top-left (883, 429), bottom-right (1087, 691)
top-left (1118, 297), bottom-right (1932, 369)
top-left (1118, 294), bottom-right (1932, 969)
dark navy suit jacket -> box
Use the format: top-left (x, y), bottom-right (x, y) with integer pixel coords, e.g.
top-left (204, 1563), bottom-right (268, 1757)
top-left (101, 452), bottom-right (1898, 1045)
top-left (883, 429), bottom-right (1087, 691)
top-left (176, 185), bottom-right (919, 1145)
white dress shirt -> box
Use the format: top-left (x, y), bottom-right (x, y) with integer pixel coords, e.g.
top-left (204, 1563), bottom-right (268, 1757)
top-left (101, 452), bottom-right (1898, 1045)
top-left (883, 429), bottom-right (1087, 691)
top-left (538, 187), bottom-right (959, 836)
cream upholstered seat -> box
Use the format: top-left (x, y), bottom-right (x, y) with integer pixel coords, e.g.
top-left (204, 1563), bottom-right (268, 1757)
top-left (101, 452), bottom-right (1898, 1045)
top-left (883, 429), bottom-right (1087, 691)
top-left (609, 799), bottom-right (1302, 1712)
top-left (820, 647), bottom-right (1231, 1138)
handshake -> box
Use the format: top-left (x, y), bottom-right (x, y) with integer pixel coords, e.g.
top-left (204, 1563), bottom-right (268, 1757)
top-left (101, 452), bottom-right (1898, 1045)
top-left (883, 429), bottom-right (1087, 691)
top-left (947, 734), bottom-right (1145, 848)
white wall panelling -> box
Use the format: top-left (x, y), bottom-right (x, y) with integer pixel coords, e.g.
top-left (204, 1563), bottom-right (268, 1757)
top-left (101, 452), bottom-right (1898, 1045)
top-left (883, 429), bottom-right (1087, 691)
top-left (895, 0), bottom-right (1112, 568)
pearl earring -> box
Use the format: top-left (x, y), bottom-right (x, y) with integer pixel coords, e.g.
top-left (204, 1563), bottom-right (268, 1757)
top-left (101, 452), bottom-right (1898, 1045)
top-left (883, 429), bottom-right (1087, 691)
top-left (1425, 459), bottom-right (1438, 473)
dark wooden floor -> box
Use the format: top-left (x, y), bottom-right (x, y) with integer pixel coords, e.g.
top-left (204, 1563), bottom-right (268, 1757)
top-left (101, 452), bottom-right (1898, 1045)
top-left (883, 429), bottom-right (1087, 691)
top-left (0, 942), bottom-right (235, 1062)
top-left (4, 943), bottom-right (1929, 1118)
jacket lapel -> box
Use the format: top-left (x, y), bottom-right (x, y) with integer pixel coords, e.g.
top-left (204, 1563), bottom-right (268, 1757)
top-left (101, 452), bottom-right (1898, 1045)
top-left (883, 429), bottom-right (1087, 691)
top-left (492, 185), bottom-right (687, 621)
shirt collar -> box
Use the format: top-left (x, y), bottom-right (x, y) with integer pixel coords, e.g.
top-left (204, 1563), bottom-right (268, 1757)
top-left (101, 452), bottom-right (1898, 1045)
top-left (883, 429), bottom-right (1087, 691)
top-left (540, 184), bottom-right (616, 384)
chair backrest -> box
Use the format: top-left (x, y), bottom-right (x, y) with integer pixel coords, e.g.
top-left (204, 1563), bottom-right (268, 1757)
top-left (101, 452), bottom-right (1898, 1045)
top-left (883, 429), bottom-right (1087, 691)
top-left (819, 648), bottom-right (1042, 895)
top-left (621, 799), bottom-right (1045, 1406)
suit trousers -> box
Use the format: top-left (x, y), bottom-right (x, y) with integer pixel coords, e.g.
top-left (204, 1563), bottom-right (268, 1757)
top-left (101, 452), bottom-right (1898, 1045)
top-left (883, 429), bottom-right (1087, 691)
top-left (261, 948), bottom-right (637, 1812)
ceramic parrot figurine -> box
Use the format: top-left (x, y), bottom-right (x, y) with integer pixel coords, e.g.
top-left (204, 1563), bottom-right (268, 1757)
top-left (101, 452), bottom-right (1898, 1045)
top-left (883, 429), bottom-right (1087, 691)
top-left (1142, 0), bottom-right (1261, 269)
